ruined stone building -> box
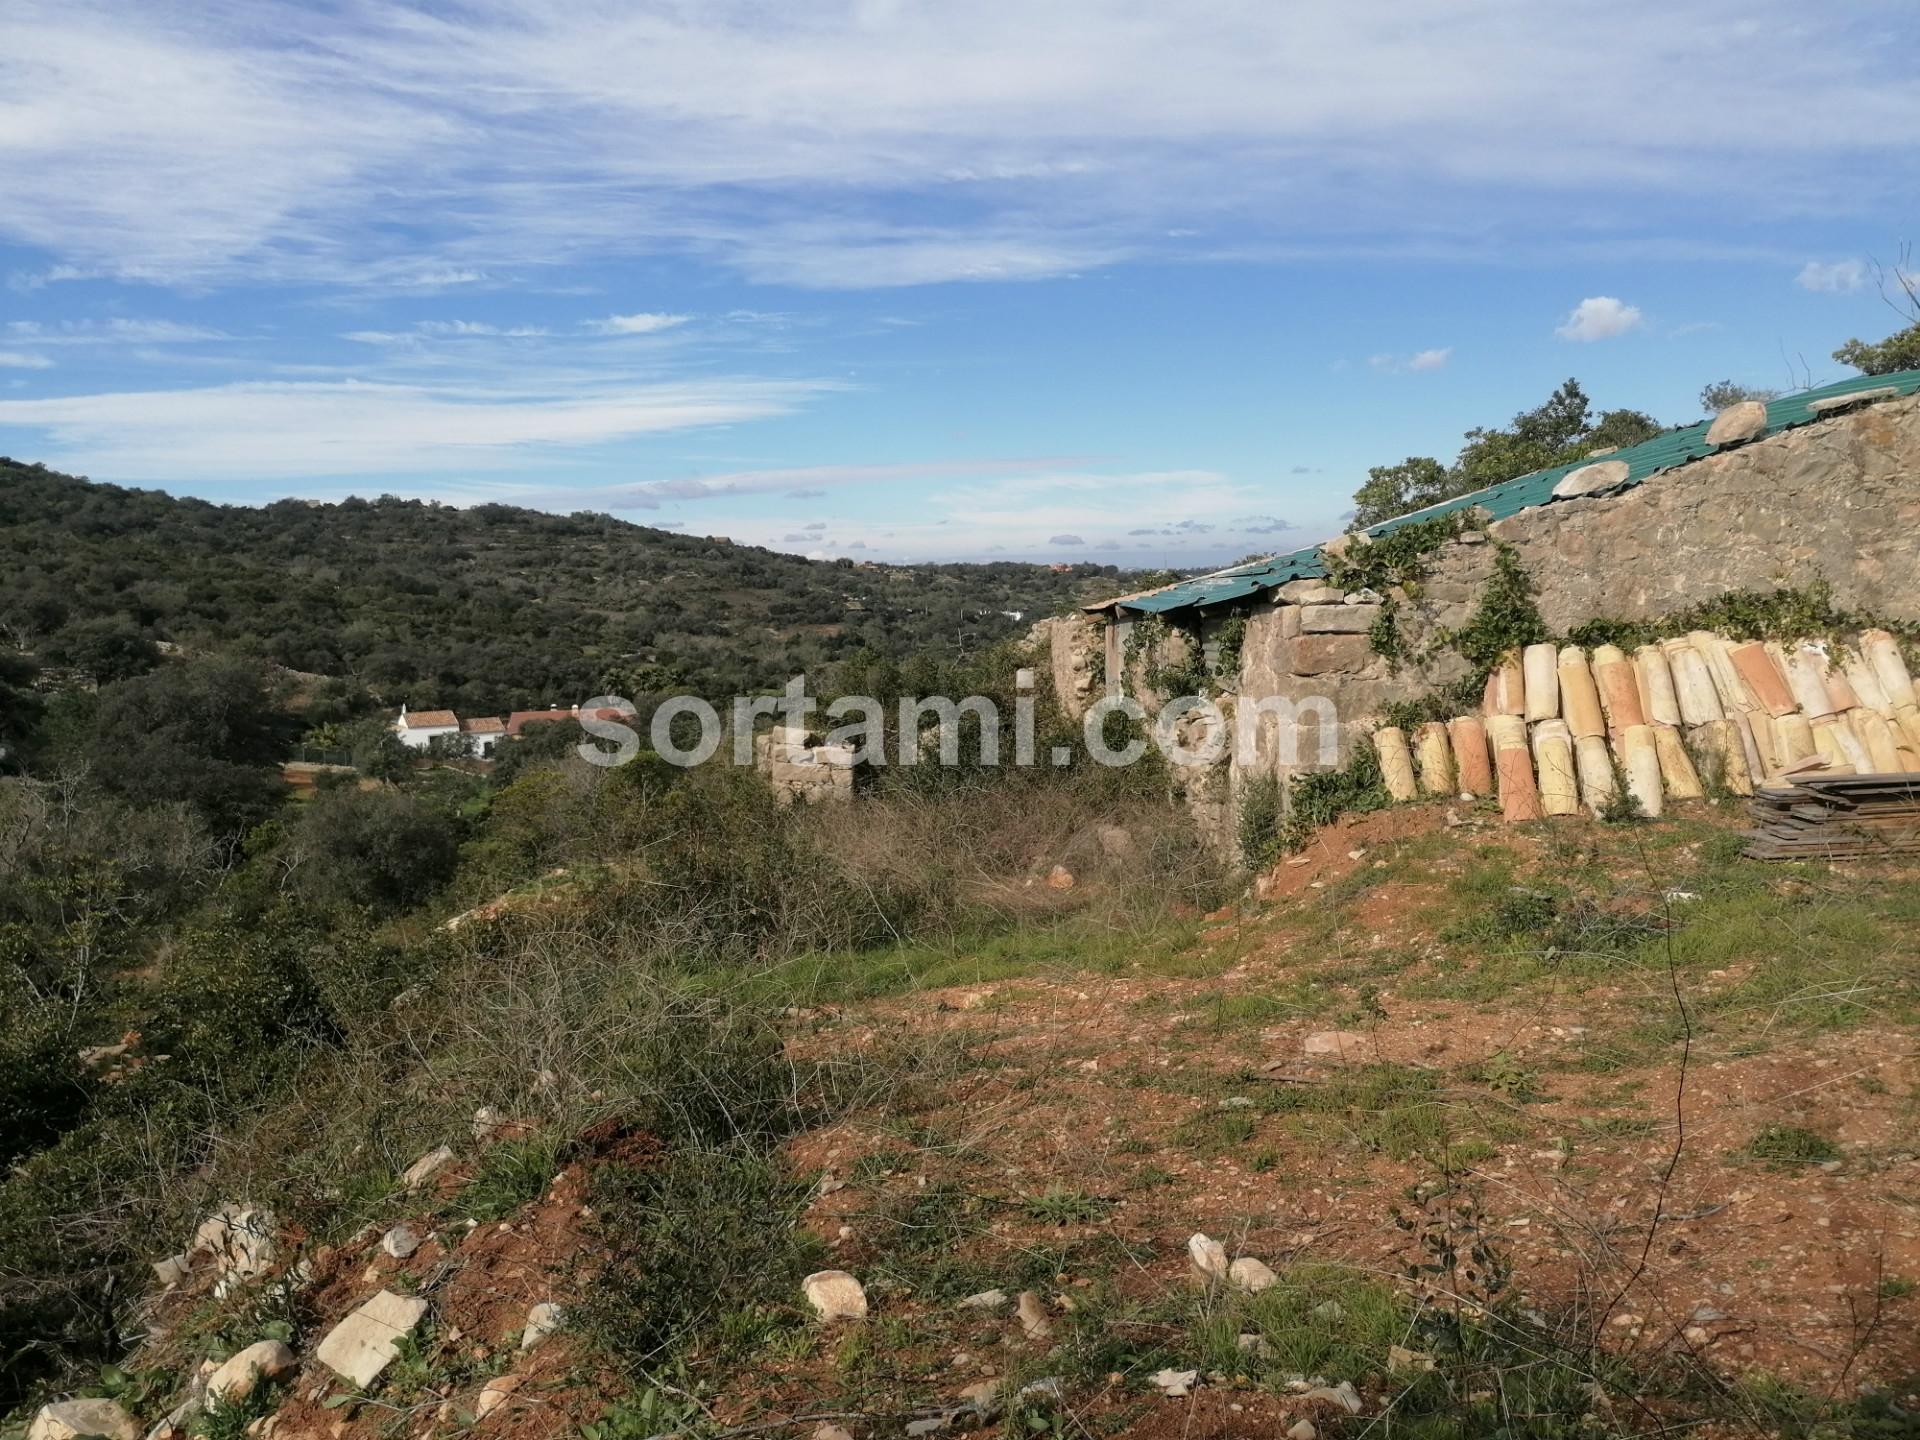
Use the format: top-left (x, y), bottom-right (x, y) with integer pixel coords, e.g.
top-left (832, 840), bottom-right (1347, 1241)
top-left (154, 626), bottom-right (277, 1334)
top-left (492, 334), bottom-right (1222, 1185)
top-left (1036, 368), bottom-right (1920, 850)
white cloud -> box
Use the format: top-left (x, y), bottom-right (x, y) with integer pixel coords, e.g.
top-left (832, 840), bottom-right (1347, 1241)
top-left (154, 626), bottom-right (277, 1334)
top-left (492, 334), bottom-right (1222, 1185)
top-left (1796, 259), bottom-right (1868, 294)
top-left (587, 313), bottom-right (691, 335)
top-left (1371, 346), bottom-right (1452, 373)
top-left (0, 1), bottom-right (1913, 289)
top-left (5, 318), bottom-right (231, 344)
top-left (0, 376), bottom-right (834, 480)
top-left (1555, 296), bottom-right (1643, 342)
top-left (0, 352), bottom-right (52, 369)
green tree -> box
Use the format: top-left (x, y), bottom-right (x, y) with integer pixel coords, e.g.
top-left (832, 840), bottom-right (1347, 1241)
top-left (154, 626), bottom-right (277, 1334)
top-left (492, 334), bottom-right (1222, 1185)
top-left (0, 653), bottom-right (41, 769)
top-left (1351, 456), bottom-right (1451, 529)
top-left (81, 657), bottom-right (285, 841)
top-left (1699, 380), bottom-right (1779, 413)
top-left (1833, 320), bottom-right (1920, 377)
top-left (285, 787), bottom-right (460, 915)
top-left (54, 616), bottom-right (161, 684)
top-left (1351, 380), bottom-right (1668, 528)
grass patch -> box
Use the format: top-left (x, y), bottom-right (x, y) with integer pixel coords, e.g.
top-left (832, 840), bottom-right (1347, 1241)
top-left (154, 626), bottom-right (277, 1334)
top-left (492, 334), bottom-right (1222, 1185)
top-left (455, 1135), bottom-right (561, 1222)
top-left (1746, 1125), bottom-right (1841, 1168)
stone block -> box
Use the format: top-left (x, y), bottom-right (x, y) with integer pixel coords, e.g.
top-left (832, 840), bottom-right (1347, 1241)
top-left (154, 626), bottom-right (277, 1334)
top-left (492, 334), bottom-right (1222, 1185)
top-left (1290, 634), bottom-right (1374, 677)
top-left (1276, 580), bottom-right (1344, 605)
top-left (1299, 604), bottom-right (1379, 634)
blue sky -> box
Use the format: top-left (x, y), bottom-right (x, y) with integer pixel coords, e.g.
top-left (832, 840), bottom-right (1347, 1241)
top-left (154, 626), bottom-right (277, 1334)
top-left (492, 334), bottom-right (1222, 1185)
top-left (0, 1), bottom-right (1915, 567)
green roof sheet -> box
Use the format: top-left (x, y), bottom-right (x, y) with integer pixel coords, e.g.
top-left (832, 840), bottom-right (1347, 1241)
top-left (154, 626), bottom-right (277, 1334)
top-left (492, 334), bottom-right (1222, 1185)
top-left (1091, 367), bottom-right (1920, 617)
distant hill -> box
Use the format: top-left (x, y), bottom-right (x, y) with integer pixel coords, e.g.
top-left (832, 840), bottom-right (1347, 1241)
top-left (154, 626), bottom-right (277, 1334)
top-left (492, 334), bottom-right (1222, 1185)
top-left (0, 459), bottom-right (1133, 712)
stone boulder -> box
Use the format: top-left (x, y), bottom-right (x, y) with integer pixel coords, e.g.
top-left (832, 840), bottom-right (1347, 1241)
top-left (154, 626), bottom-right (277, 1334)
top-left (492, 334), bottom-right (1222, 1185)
top-left (801, 1270), bottom-right (867, 1322)
top-left (1550, 459), bottom-right (1630, 500)
top-left (315, 1290), bottom-right (430, 1388)
top-left (207, 1341), bottom-right (297, 1404)
top-left (1705, 400), bottom-right (1768, 447)
top-left (28, 1401), bottom-right (142, 1440)
top-left (1228, 1257), bottom-right (1279, 1293)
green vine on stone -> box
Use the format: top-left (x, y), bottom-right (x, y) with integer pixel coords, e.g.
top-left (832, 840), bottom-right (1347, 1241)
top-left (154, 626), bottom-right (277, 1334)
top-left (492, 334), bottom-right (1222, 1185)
top-left (1444, 541), bottom-right (1549, 677)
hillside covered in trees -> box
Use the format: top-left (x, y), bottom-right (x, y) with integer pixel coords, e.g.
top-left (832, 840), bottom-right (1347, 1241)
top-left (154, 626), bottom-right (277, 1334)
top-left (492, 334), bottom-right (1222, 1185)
top-left (0, 461), bottom-right (1134, 713)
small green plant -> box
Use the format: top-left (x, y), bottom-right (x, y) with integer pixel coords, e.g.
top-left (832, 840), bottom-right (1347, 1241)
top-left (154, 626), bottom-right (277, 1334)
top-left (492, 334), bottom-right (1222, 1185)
top-left (455, 1136), bottom-right (560, 1222)
top-left (1747, 1125), bottom-right (1841, 1167)
top-left (1444, 542), bottom-right (1549, 675)
top-left (578, 1383), bottom-right (704, 1440)
top-left (1021, 1186), bottom-right (1110, 1225)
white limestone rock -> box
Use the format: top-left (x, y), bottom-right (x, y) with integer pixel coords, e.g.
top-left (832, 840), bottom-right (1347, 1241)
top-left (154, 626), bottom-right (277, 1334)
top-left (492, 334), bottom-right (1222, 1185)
top-left (802, 1270), bottom-right (868, 1322)
top-left (518, 1302), bottom-right (563, 1351)
top-left (206, 1341), bottom-right (297, 1404)
top-left (28, 1400), bottom-right (142, 1440)
top-left (1228, 1257), bottom-right (1279, 1293)
top-left (315, 1290), bottom-right (430, 1388)
top-left (400, 1146), bottom-right (456, 1191)
top-left (1187, 1233), bottom-right (1229, 1280)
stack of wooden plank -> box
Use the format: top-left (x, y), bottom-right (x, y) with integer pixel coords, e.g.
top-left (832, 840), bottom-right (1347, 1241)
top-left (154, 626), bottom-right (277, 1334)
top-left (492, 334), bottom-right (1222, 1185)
top-left (1743, 771), bottom-right (1920, 859)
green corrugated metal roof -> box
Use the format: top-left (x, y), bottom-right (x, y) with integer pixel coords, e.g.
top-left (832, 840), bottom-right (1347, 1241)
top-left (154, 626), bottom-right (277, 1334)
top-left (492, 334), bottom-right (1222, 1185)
top-left (1092, 367), bottom-right (1920, 617)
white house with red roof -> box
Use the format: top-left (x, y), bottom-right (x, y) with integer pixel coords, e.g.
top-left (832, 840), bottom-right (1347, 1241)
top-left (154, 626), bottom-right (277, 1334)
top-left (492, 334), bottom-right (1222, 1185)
top-left (394, 705), bottom-right (461, 751)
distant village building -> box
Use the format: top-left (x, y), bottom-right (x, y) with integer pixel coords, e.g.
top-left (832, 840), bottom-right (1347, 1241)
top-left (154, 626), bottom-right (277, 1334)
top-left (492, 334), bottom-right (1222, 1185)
top-left (395, 706), bottom-right (460, 751)
top-left (461, 715), bottom-right (506, 757)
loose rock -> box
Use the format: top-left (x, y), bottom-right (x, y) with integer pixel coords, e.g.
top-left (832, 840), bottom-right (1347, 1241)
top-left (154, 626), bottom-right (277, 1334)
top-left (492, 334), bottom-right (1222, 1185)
top-left (474, 1375), bottom-right (521, 1421)
top-left (379, 1224), bottom-right (422, 1260)
top-left (1150, 1368), bottom-right (1199, 1398)
top-left (315, 1289), bottom-right (430, 1388)
top-left (1288, 1422), bottom-right (1319, 1440)
top-left (28, 1400), bottom-right (142, 1440)
top-left (957, 1289), bottom-right (1008, 1312)
top-left (1187, 1233), bottom-right (1228, 1280)
top-left (401, 1146), bottom-right (456, 1191)
top-left (802, 1270), bottom-right (868, 1322)
top-left (1302, 1381), bottom-right (1363, 1414)
top-left (1228, 1257), bottom-right (1278, 1294)
top-left (519, 1302), bottom-right (563, 1351)
top-left (1015, 1290), bottom-right (1053, 1341)
top-left (207, 1340), bottom-right (297, 1404)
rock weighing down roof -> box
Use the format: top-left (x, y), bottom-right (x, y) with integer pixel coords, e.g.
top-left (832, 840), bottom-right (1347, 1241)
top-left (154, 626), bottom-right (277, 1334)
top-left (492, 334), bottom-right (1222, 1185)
top-left (1088, 367), bottom-right (1920, 618)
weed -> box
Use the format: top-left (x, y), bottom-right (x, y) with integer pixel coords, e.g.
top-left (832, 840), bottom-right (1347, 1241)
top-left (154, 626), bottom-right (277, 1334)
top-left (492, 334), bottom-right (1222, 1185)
top-left (455, 1136), bottom-right (560, 1222)
top-left (1747, 1125), bottom-right (1841, 1167)
top-left (1020, 1186), bottom-right (1109, 1226)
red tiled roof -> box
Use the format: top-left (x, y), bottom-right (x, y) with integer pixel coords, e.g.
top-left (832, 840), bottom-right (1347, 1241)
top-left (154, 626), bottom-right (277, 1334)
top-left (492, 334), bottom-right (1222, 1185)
top-left (462, 716), bottom-right (506, 734)
top-left (402, 709), bottom-right (458, 729)
top-left (505, 708), bottom-right (572, 737)
top-left (505, 706), bottom-right (629, 737)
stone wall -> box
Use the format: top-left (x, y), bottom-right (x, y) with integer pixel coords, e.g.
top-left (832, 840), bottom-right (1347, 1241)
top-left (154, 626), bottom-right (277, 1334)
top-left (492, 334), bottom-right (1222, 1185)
top-left (753, 726), bottom-right (855, 805)
top-left (1109, 389), bottom-right (1920, 855)
top-left (1028, 612), bottom-right (1101, 719)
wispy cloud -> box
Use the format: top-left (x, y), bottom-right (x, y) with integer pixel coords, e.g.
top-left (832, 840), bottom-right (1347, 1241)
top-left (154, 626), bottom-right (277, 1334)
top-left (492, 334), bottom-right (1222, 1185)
top-left (1555, 296), bottom-right (1643, 342)
top-left (0, 376), bottom-right (836, 480)
top-left (0, 352), bottom-right (53, 370)
top-left (5, 318), bottom-right (232, 344)
top-left (0, 1), bottom-right (1912, 289)
top-left (1370, 346), bottom-right (1452, 373)
top-left (586, 313), bottom-right (691, 335)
